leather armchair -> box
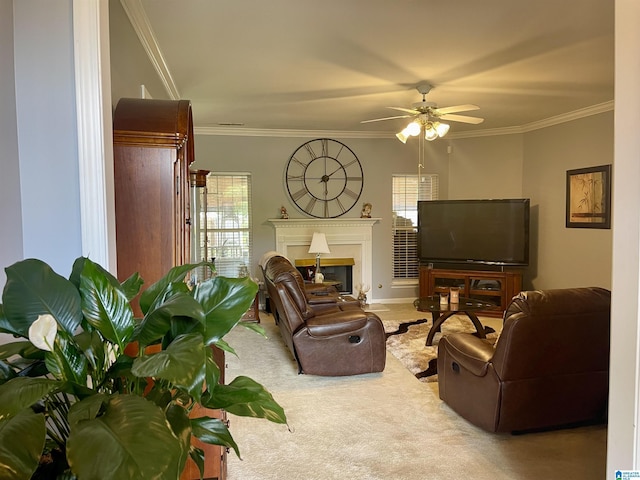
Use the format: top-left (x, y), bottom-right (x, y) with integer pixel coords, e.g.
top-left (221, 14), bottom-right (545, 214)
top-left (262, 254), bottom-right (386, 376)
top-left (437, 287), bottom-right (610, 433)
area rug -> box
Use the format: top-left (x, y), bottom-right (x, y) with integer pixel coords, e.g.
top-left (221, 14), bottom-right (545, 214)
top-left (384, 316), bottom-right (498, 383)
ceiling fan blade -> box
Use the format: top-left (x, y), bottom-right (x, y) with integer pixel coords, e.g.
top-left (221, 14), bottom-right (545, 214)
top-left (387, 106), bottom-right (419, 115)
top-left (361, 114), bottom-right (412, 124)
top-left (439, 113), bottom-right (485, 124)
top-left (435, 104), bottom-right (480, 115)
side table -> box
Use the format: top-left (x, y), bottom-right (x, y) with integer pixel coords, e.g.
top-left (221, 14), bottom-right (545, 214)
top-left (240, 292), bottom-right (260, 323)
top-left (413, 296), bottom-right (499, 345)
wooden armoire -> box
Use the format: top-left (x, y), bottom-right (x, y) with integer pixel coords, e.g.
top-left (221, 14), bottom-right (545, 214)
top-left (113, 98), bottom-right (227, 480)
top-left (113, 98), bottom-right (193, 311)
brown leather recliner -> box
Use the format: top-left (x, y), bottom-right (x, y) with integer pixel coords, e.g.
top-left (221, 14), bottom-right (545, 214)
top-left (262, 254), bottom-right (386, 376)
top-left (437, 287), bottom-right (610, 433)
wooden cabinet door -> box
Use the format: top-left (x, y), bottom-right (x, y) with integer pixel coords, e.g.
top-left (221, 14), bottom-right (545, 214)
top-left (113, 98), bottom-right (194, 315)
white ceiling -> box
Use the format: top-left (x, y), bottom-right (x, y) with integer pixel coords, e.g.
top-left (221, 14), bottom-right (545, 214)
top-left (126, 0), bottom-right (614, 136)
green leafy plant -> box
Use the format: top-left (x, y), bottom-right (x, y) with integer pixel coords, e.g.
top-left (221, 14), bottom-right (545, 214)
top-left (0, 257), bottom-right (286, 480)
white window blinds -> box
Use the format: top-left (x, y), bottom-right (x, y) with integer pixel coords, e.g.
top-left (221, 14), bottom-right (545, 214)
top-left (392, 174), bottom-right (439, 280)
top-left (198, 174), bottom-right (252, 278)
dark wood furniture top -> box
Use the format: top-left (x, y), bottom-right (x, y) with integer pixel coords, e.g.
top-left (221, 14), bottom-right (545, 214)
top-left (419, 266), bottom-right (523, 317)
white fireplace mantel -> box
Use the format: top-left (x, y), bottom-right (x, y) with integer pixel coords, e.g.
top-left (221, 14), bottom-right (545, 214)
top-left (268, 218), bottom-right (380, 296)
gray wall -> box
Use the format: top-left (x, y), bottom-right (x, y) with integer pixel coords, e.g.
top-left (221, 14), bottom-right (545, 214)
top-left (12, 0), bottom-right (82, 277)
top-left (109, 0), bottom-right (169, 102)
top-left (2, 0), bottom-right (83, 342)
top-left (0, 0), bottom-right (23, 287)
top-left (191, 134), bottom-right (450, 300)
top-left (448, 134), bottom-right (524, 200)
top-left (522, 112), bottom-right (613, 290)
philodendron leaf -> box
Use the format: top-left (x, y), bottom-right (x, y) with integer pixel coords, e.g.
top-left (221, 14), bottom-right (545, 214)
top-left (191, 415), bottom-right (240, 458)
top-left (139, 262), bottom-right (214, 315)
top-left (134, 293), bottom-right (205, 348)
top-left (67, 394), bottom-right (182, 480)
top-left (186, 447), bottom-right (205, 480)
top-left (0, 340), bottom-right (43, 361)
top-left (131, 333), bottom-right (207, 402)
top-left (79, 258), bottom-right (135, 351)
top-left (239, 321), bottom-right (268, 337)
top-left (2, 258), bottom-right (83, 338)
top-left (0, 377), bottom-right (60, 420)
top-left (44, 332), bottom-right (88, 385)
top-left (205, 376), bottom-right (287, 424)
top-left (165, 403), bottom-right (192, 471)
top-left (195, 276), bottom-right (259, 345)
top-left (0, 409), bottom-right (46, 480)
top-left (0, 361), bottom-right (16, 384)
top-left (71, 257), bottom-right (143, 303)
top-left (74, 331), bottom-right (107, 378)
top-left (67, 393), bottom-right (108, 425)
top-left (120, 272), bottom-right (144, 302)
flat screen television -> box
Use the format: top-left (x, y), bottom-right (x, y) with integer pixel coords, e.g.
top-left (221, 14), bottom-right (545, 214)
top-left (417, 198), bottom-right (530, 266)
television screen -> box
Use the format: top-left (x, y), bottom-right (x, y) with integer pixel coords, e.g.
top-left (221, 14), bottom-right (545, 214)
top-left (417, 199), bottom-right (530, 266)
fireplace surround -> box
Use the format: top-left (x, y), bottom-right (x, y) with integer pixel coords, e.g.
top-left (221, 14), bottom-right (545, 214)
top-left (268, 218), bottom-right (379, 298)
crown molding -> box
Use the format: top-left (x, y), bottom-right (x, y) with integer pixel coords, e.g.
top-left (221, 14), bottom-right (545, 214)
top-left (120, 0), bottom-right (180, 99)
top-left (195, 101), bottom-right (614, 139)
top-left (519, 100), bottom-right (614, 132)
top-left (194, 126), bottom-right (394, 139)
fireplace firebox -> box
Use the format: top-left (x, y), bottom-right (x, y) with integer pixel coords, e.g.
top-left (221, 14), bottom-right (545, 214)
top-left (294, 258), bottom-right (354, 294)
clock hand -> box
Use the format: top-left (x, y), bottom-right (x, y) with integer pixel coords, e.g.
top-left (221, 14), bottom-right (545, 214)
top-left (325, 165), bottom-right (344, 178)
top-left (326, 159), bottom-right (358, 178)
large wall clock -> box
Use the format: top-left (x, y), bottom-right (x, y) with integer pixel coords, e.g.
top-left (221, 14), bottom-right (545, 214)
top-left (285, 138), bottom-right (364, 218)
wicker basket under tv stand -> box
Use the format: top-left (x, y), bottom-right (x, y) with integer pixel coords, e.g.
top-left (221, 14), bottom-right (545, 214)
top-left (419, 266), bottom-right (523, 317)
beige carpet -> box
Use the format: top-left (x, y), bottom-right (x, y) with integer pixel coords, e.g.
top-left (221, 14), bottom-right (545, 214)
top-left (223, 308), bottom-right (607, 480)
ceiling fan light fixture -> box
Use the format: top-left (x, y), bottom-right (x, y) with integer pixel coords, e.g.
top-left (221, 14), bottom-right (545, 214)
top-left (424, 123), bottom-right (439, 141)
top-left (435, 121), bottom-right (450, 137)
top-left (396, 131), bottom-right (409, 143)
top-left (406, 121), bottom-right (421, 137)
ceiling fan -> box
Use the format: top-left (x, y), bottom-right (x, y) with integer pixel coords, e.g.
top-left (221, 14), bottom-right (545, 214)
top-left (361, 83), bottom-right (484, 126)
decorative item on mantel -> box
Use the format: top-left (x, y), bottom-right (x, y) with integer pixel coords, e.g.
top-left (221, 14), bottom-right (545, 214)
top-left (308, 232), bottom-right (331, 283)
top-left (361, 202), bottom-right (372, 218)
top-left (280, 206), bottom-right (289, 219)
top-left (356, 283), bottom-right (370, 308)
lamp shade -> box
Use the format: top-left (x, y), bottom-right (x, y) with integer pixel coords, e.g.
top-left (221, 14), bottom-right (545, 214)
top-left (425, 123), bottom-right (439, 141)
top-left (396, 131), bottom-right (409, 143)
top-left (308, 232), bottom-right (330, 254)
top-left (435, 122), bottom-right (450, 137)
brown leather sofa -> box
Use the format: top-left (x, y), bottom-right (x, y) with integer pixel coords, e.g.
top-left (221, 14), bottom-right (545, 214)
top-left (262, 254), bottom-right (386, 376)
top-left (437, 287), bottom-right (610, 433)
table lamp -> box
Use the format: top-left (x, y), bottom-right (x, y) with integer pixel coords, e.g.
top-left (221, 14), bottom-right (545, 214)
top-left (308, 232), bottom-right (330, 283)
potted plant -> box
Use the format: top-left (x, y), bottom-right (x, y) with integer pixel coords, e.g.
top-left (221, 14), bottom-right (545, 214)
top-left (0, 257), bottom-right (286, 479)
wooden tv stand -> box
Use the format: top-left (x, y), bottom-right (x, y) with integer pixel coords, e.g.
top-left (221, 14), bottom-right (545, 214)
top-left (419, 266), bottom-right (523, 317)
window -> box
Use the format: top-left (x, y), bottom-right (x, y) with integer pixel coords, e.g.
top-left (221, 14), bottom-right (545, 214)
top-left (195, 174), bottom-right (252, 278)
top-left (392, 174), bottom-right (439, 281)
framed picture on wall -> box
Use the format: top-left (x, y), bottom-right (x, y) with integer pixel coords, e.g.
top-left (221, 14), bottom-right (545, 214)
top-left (566, 164), bottom-right (612, 229)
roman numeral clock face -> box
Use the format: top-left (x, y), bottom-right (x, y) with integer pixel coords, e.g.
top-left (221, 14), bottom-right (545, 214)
top-left (285, 138), bottom-right (364, 218)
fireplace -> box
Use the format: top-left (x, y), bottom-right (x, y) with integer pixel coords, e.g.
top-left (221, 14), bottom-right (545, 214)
top-left (268, 218), bottom-right (379, 297)
top-left (294, 258), bottom-right (354, 294)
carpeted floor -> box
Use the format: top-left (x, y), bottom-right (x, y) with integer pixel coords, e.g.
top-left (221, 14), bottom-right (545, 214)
top-left (223, 305), bottom-right (607, 480)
